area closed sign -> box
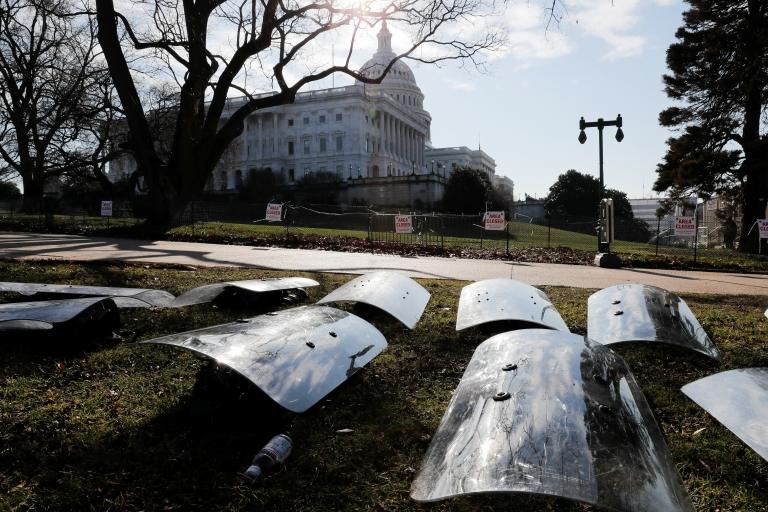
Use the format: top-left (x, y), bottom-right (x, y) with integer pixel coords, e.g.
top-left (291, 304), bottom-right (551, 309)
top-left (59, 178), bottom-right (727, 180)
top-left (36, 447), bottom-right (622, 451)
top-left (759, 219), bottom-right (768, 239)
top-left (395, 215), bottom-right (413, 234)
top-left (100, 201), bottom-right (112, 217)
top-left (484, 211), bottom-right (506, 231)
top-left (674, 216), bottom-right (695, 237)
top-left (265, 203), bottom-right (283, 222)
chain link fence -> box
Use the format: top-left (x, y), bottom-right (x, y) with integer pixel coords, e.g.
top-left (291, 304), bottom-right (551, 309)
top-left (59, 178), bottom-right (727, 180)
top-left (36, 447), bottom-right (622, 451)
top-left (2, 197), bottom-right (762, 265)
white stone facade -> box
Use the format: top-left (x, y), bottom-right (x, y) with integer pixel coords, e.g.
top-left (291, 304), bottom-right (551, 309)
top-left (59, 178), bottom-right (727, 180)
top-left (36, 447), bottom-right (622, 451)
top-left (213, 82), bottom-right (431, 191)
top-left (108, 21), bottom-right (497, 206)
top-left (210, 21), bottom-right (433, 193)
top-left (423, 146), bottom-right (496, 180)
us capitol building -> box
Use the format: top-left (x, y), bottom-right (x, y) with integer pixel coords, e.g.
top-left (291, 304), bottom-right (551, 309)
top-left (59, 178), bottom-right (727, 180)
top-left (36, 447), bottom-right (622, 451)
top-left (110, 22), bottom-right (498, 208)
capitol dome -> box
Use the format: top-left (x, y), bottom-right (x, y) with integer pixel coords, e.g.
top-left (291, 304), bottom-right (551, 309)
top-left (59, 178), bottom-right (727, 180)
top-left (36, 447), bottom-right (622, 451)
top-left (358, 21), bottom-right (425, 111)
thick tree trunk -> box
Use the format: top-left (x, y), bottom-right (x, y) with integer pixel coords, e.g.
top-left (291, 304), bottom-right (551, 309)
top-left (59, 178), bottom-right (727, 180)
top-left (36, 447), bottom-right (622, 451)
top-left (738, 148), bottom-right (768, 253)
top-left (142, 161), bottom-right (206, 228)
top-left (738, 0), bottom-right (768, 253)
top-left (145, 185), bottom-right (181, 228)
top-left (20, 175), bottom-right (44, 213)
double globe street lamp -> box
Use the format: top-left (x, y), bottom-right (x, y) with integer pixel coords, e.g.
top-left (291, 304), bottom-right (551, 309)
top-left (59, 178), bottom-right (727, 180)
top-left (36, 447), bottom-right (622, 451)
top-left (578, 114), bottom-right (624, 254)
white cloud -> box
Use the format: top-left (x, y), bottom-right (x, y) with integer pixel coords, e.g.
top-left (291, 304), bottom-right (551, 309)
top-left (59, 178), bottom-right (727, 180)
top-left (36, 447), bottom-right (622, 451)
top-left (567, 0), bottom-right (648, 59)
top-left (483, 3), bottom-right (573, 63)
top-left (449, 81), bottom-right (477, 92)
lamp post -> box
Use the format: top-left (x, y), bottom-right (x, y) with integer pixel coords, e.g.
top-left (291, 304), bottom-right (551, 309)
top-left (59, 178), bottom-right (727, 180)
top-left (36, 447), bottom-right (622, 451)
top-left (578, 114), bottom-right (624, 253)
top-left (411, 160), bottom-right (415, 176)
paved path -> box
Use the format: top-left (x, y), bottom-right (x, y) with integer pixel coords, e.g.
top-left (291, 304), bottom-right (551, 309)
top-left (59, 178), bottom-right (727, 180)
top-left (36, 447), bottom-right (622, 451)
top-left (2, 232), bottom-right (768, 296)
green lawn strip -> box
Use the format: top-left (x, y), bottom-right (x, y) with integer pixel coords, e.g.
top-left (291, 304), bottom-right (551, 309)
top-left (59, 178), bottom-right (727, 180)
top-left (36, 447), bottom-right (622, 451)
top-left (4, 212), bottom-right (768, 272)
top-left (0, 260), bottom-right (767, 510)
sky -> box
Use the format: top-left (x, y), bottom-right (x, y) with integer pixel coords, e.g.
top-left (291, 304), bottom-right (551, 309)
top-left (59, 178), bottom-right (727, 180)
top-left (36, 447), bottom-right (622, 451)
top-left (417, 0), bottom-right (687, 200)
top-left (22, 0), bottom-right (687, 201)
top-left (305, 0), bottom-right (688, 201)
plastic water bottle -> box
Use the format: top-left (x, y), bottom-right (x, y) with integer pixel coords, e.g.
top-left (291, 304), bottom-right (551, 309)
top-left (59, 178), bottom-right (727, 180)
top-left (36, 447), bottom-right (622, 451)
top-left (243, 434), bottom-right (293, 482)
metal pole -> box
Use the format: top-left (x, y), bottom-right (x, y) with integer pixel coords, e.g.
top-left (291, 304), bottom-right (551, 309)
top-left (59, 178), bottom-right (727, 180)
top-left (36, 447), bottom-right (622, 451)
top-left (441, 216), bottom-right (445, 249)
top-left (506, 211), bottom-right (510, 255)
top-left (548, 216), bottom-right (552, 249)
top-left (597, 122), bottom-right (604, 253)
top-left (598, 127), bottom-right (604, 191)
top-left (693, 209), bottom-right (699, 264)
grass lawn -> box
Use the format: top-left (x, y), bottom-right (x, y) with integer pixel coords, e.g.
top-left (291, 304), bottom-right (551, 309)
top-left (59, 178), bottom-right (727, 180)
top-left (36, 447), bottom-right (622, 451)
top-left (1, 260), bottom-right (767, 511)
top-left (171, 220), bottom-right (768, 268)
top-left (4, 208), bottom-right (768, 272)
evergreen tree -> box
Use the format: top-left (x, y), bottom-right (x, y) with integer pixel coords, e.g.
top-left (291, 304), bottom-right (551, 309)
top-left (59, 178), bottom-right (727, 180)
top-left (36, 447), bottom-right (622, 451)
top-left (654, 0), bottom-right (768, 252)
top-left (442, 167), bottom-right (491, 214)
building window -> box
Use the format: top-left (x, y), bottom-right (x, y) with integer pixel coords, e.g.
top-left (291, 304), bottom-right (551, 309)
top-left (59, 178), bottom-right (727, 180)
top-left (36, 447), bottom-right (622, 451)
top-left (335, 135), bottom-right (343, 152)
top-left (303, 139), bottom-right (311, 155)
top-left (336, 113), bottom-right (342, 122)
top-left (288, 168), bottom-right (295, 182)
top-left (288, 118), bottom-right (294, 127)
top-left (319, 137), bottom-right (327, 153)
top-left (303, 116), bottom-right (309, 125)
top-left (288, 141), bottom-right (294, 155)
top-left (235, 170), bottom-right (243, 189)
top-left (319, 114), bottom-right (326, 123)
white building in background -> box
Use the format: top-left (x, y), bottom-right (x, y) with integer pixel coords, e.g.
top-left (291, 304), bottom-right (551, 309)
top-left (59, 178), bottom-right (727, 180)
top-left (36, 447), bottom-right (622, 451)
top-left (108, 21), bottom-right (497, 207)
top-left (628, 198), bottom-right (696, 228)
top-left (213, 21), bottom-right (432, 191)
top-left (423, 146), bottom-right (496, 180)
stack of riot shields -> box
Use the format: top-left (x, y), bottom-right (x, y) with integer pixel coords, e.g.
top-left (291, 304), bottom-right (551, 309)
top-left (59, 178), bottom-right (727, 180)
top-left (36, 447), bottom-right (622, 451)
top-left (143, 271), bottom-right (431, 412)
top-left (0, 277), bottom-right (321, 335)
top-left (409, 279), bottom-right (725, 511)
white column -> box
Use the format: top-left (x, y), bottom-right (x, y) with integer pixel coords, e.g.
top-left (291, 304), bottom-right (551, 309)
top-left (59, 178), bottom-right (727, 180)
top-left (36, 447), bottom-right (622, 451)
top-left (382, 113), bottom-right (387, 154)
top-left (273, 114), bottom-right (278, 158)
top-left (257, 117), bottom-right (262, 159)
top-left (406, 126), bottom-right (411, 164)
top-left (409, 127), bottom-right (414, 166)
top-left (394, 119), bottom-right (399, 160)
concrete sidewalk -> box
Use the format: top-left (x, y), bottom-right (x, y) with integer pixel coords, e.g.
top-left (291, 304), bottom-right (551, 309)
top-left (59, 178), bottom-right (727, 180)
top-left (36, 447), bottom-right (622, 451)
top-left (2, 231), bottom-right (768, 296)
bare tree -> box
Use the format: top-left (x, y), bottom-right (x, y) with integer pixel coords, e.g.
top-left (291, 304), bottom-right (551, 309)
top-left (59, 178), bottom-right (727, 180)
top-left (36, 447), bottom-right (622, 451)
top-left (93, 0), bottom-right (515, 226)
top-left (0, 0), bottom-right (115, 211)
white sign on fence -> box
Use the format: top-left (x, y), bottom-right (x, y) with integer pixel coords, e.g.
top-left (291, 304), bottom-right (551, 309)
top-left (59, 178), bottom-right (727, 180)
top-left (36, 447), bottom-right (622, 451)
top-left (394, 214), bottom-right (413, 234)
top-left (674, 216), bottom-right (696, 237)
top-left (758, 219), bottom-right (768, 239)
top-left (484, 211), bottom-right (506, 231)
top-left (265, 203), bottom-right (283, 222)
top-left (100, 200), bottom-right (112, 217)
